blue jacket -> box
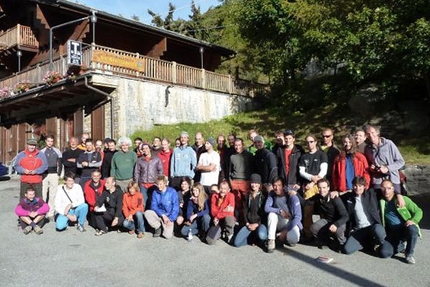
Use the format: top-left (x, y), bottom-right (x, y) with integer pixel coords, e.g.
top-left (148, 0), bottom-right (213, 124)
top-left (170, 145), bottom-right (197, 178)
top-left (151, 186), bottom-right (179, 221)
top-left (186, 198), bottom-right (209, 220)
top-left (265, 191), bottom-right (303, 232)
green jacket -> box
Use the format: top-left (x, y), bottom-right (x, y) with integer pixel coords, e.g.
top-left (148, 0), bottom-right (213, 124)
top-left (380, 196), bottom-right (423, 237)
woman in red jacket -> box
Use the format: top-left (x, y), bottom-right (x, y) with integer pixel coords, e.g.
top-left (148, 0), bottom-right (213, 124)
top-left (332, 134), bottom-right (370, 193)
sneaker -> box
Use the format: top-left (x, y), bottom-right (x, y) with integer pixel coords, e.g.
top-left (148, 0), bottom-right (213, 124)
top-left (23, 226), bottom-right (32, 235)
top-left (137, 232), bottom-right (144, 239)
top-left (95, 230), bottom-right (106, 236)
top-left (34, 226), bottom-right (43, 235)
top-left (128, 230), bottom-right (135, 235)
top-left (153, 227), bottom-right (162, 237)
top-left (405, 255), bottom-right (416, 264)
top-left (267, 239), bottom-right (275, 253)
top-left (77, 225), bottom-right (86, 232)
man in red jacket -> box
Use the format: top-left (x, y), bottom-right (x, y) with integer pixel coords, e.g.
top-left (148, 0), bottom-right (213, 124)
top-left (14, 138), bottom-right (48, 199)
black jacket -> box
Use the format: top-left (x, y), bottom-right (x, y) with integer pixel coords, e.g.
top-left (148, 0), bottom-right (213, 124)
top-left (275, 144), bottom-right (304, 185)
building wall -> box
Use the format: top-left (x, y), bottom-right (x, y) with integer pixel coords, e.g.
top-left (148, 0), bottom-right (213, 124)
top-left (91, 75), bottom-right (254, 138)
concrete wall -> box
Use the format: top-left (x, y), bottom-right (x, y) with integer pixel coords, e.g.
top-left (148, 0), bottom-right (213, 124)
top-left (91, 75), bottom-right (253, 138)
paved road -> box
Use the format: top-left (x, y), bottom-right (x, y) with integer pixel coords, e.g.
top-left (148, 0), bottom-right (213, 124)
top-left (1, 176), bottom-right (429, 287)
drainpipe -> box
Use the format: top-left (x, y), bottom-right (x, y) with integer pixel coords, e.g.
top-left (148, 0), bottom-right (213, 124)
top-left (84, 76), bottom-right (114, 138)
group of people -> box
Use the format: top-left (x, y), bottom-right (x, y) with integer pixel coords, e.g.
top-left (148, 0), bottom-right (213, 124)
top-left (13, 125), bottom-right (423, 264)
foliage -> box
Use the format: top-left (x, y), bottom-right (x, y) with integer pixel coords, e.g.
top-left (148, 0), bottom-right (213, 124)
top-left (14, 81), bottom-right (30, 93)
top-left (43, 71), bottom-right (63, 85)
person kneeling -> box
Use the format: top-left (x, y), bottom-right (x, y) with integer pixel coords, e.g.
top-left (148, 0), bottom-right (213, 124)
top-left (181, 183), bottom-right (211, 240)
top-left (144, 175), bottom-right (179, 239)
top-left (122, 181), bottom-right (145, 238)
top-left (55, 172), bottom-right (88, 232)
top-left (265, 177), bottom-right (302, 253)
top-left (234, 174), bottom-right (267, 248)
top-left (15, 187), bottom-right (49, 235)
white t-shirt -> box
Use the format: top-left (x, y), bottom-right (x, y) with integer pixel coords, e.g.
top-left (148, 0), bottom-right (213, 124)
top-left (199, 151), bottom-right (220, 186)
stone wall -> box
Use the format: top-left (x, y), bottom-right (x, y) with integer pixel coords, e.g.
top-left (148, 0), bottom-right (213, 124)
top-left (404, 165), bottom-right (430, 196)
top-left (91, 75), bottom-right (254, 138)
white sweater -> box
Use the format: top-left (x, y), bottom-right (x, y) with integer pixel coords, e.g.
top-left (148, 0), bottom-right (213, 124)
top-left (55, 184), bottom-right (85, 215)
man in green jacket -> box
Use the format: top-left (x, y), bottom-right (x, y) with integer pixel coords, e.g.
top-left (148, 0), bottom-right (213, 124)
top-left (379, 179), bottom-right (423, 264)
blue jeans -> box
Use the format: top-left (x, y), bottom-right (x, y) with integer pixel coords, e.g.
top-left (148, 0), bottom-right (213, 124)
top-left (56, 203), bottom-right (89, 231)
top-left (123, 211), bottom-right (145, 233)
top-left (380, 224), bottom-right (419, 258)
top-left (139, 185), bottom-right (149, 207)
top-left (344, 223), bottom-right (386, 255)
top-left (234, 224), bottom-right (268, 247)
top-left (180, 214), bottom-right (211, 237)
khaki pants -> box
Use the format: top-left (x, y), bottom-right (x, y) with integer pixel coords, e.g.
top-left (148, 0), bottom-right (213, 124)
top-left (144, 210), bottom-right (174, 239)
top-left (42, 173), bottom-right (58, 217)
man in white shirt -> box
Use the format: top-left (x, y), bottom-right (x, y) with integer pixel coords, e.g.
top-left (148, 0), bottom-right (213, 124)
top-left (196, 137), bottom-right (220, 194)
top-left (55, 172), bottom-right (88, 232)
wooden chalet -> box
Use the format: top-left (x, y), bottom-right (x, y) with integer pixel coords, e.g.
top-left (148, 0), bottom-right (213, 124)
top-left (0, 0), bottom-right (263, 164)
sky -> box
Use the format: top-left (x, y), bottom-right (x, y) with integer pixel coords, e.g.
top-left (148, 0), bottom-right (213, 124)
top-left (75, 0), bottom-right (221, 24)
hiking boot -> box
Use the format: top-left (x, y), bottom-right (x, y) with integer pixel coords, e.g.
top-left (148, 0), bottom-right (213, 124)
top-left (406, 255), bottom-right (416, 264)
top-left (267, 239), bottom-right (275, 253)
top-left (34, 225), bottom-right (43, 235)
top-left (137, 232), bottom-right (144, 239)
top-left (77, 224), bottom-right (86, 232)
top-left (153, 227), bottom-right (162, 237)
top-left (23, 226), bottom-right (32, 235)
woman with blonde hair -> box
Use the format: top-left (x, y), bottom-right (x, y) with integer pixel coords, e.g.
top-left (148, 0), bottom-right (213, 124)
top-left (181, 182), bottom-right (211, 238)
top-left (122, 180), bottom-right (145, 238)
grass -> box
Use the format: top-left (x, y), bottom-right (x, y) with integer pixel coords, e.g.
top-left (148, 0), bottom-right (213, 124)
top-left (130, 106), bottom-right (430, 165)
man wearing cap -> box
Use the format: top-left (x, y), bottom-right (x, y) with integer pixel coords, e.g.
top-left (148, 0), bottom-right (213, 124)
top-left (274, 130), bottom-right (304, 192)
top-left (196, 137), bottom-right (220, 194)
top-left (253, 135), bottom-right (277, 191)
top-left (14, 138), bottom-right (48, 199)
top-left (234, 173), bottom-right (268, 249)
top-left (170, 131), bottom-right (197, 190)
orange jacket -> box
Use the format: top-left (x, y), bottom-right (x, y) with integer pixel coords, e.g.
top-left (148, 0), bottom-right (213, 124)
top-left (122, 192), bottom-right (144, 218)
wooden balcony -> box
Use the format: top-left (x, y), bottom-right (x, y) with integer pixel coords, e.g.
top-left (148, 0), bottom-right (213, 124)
top-left (0, 24), bottom-right (39, 52)
top-left (0, 44), bottom-right (266, 100)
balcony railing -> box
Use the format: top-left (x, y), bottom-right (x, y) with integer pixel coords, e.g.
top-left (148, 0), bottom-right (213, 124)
top-left (0, 24), bottom-right (39, 50)
top-left (0, 44), bottom-right (266, 99)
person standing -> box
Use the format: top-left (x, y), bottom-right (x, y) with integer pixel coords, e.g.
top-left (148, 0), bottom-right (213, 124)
top-left (62, 137), bottom-right (84, 183)
top-left (192, 132), bottom-right (206, 182)
top-left (14, 138), bottom-right (48, 199)
top-left (110, 137), bottom-right (137, 192)
top-left (253, 135), bottom-right (277, 190)
top-left (134, 141), bottom-right (163, 205)
top-left (320, 128), bottom-right (340, 185)
top-left (41, 134), bottom-right (62, 220)
top-left (101, 139), bottom-right (117, 179)
top-left (77, 139), bottom-right (102, 188)
top-left (355, 129), bottom-right (367, 154)
top-left (196, 137), bottom-right (220, 193)
top-left (364, 125), bottom-right (405, 199)
top-left (229, 138), bottom-right (253, 221)
top-left (158, 138), bottom-right (173, 179)
top-left (170, 131), bottom-right (197, 190)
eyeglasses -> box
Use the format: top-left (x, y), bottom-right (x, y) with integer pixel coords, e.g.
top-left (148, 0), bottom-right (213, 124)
top-left (322, 135), bottom-right (332, 138)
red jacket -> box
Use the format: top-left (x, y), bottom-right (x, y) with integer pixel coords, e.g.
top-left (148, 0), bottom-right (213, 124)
top-left (14, 148), bottom-right (48, 184)
top-left (332, 152), bottom-right (370, 191)
top-left (211, 192), bottom-right (235, 220)
top-left (158, 149), bottom-right (172, 177)
top-left (84, 179), bottom-right (106, 211)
